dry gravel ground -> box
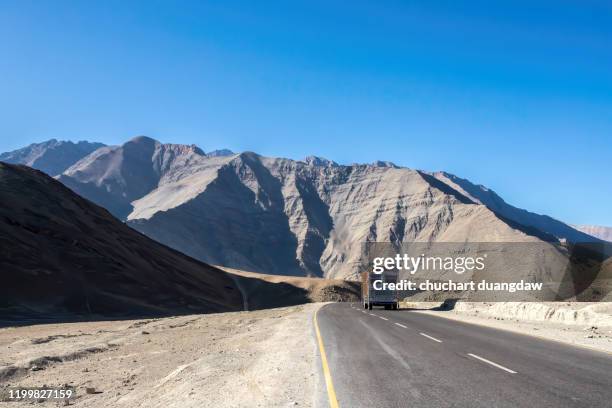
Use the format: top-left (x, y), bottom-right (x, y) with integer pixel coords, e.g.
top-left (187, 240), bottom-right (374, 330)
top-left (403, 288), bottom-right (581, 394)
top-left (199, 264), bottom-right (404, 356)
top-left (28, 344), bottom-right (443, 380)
top-left (408, 302), bottom-right (612, 354)
top-left (0, 304), bottom-right (321, 407)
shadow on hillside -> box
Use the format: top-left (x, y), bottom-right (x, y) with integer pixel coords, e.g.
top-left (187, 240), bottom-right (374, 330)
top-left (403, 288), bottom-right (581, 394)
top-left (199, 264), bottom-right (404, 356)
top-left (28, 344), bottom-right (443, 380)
top-left (234, 275), bottom-right (311, 310)
top-left (0, 274), bottom-right (360, 328)
top-left (232, 274), bottom-right (360, 311)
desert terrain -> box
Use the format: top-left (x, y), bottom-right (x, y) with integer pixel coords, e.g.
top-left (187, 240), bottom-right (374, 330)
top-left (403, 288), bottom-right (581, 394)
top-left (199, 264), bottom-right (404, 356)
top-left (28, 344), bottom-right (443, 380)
top-left (2, 140), bottom-right (612, 407)
top-left (0, 304), bottom-right (321, 407)
top-left (4, 300), bottom-right (612, 407)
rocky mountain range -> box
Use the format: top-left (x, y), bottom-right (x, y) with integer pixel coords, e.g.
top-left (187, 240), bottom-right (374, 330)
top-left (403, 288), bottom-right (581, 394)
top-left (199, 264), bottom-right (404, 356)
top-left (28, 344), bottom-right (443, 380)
top-left (0, 139), bottom-right (105, 176)
top-left (5, 135), bottom-right (597, 280)
top-left (0, 162), bottom-right (242, 321)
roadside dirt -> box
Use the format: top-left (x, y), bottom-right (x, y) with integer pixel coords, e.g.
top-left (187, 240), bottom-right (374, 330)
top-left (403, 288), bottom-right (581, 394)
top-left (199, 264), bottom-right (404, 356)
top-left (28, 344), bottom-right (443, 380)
top-left (0, 304), bottom-right (321, 407)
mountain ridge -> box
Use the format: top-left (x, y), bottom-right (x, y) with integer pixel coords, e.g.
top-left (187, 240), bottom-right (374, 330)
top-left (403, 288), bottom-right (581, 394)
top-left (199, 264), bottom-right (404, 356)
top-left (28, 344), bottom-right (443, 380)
top-left (0, 139), bottom-right (105, 176)
top-left (2, 136), bottom-right (598, 279)
top-left (52, 138), bottom-right (550, 278)
top-left (432, 171), bottom-right (599, 244)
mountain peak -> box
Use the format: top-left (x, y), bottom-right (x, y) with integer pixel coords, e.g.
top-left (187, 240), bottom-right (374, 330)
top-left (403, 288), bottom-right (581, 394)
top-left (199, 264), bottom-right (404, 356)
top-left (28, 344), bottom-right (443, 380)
top-left (371, 160), bottom-right (398, 168)
top-left (0, 139), bottom-right (105, 176)
top-left (161, 143), bottom-right (206, 157)
top-left (127, 135), bottom-right (160, 145)
top-left (303, 156), bottom-right (338, 167)
top-left (191, 144), bottom-right (206, 156)
top-left (207, 148), bottom-right (234, 157)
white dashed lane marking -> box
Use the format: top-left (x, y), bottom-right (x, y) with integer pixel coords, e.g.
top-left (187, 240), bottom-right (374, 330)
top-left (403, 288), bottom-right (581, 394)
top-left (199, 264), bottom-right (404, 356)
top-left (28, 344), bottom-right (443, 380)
top-left (468, 353), bottom-right (517, 374)
top-left (350, 305), bottom-right (518, 377)
top-left (419, 332), bottom-right (443, 343)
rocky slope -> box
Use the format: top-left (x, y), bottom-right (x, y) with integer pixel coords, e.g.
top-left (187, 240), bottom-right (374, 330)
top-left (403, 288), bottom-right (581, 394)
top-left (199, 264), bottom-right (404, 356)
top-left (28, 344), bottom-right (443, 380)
top-left (50, 136), bottom-right (578, 280)
top-left (433, 171), bottom-right (599, 243)
top-left (57, 136), bottom-right (234, 220)
top-left (0, 162), bottom-right (242, 322)
top-left (0, 139), bottom-right (105, 176)
top-left (572, 225), bottom-right (612, 242)
top-left (135, 155), bottom-right (554, 279)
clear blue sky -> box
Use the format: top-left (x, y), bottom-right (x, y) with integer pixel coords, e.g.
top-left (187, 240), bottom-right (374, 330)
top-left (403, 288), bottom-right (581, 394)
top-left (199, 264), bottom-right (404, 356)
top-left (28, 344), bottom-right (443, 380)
top-left (1, 1), bottom-right (611, 225)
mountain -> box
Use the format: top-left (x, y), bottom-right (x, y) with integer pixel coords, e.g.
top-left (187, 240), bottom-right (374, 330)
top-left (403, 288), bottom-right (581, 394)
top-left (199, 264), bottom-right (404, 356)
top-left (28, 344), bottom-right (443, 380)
top-left (432, 171), bottom-right (600, 243)
top-left (0, 162), bottom-right (242, 321)
top-left (53, 136), bottom-right (572, 280)
top-left (0, 139), bottom-right (105, 176)
top-left (207, 149), bottom-right (235, 157)
top-left (572, 225), bottom-right (612, 242)
top-left (57, 136), bottom-right (223, 220)
top-left (130, 155), bottom-right (553, 279)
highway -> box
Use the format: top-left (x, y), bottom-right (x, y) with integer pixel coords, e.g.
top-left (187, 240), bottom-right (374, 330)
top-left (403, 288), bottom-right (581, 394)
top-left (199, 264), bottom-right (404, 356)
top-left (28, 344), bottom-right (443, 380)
top-left (315, 303), bottom-right (612, 408)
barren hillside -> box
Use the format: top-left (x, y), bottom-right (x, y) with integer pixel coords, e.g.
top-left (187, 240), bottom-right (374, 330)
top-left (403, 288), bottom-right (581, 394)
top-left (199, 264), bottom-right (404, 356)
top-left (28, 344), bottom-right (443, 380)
top-left (0, 162), bottom-right (242, 322)
top-left (433, 171), bottom-right (600, 243)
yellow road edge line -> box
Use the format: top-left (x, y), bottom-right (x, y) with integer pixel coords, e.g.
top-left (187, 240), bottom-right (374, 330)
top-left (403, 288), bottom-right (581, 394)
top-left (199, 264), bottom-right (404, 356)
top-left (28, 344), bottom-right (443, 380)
top-left (314, 307), bottom-right (340, 408)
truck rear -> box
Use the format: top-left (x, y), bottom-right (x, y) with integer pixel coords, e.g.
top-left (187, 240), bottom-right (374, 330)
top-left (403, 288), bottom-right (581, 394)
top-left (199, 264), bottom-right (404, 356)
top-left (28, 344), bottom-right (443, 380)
top-left (361, 270), bottom-right (400, 310)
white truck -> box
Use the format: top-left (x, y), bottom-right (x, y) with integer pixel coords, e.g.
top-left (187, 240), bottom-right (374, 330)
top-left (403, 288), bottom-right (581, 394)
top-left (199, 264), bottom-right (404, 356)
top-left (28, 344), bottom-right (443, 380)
top-left (361, 270), bottom-right (400, 310)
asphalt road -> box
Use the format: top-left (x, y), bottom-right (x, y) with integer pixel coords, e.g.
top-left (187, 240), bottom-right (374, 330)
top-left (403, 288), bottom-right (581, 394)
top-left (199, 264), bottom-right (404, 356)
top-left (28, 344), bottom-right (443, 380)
top-left (315, 303), bottom-right (612, 408)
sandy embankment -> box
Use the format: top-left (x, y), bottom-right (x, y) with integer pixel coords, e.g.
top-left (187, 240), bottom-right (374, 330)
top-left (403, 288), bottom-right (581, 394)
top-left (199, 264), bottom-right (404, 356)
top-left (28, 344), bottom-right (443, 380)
top-left (406, 301), bottom-right (612, 354)
top-left (218, 266), bottom-right (360, 310)
top-left (0, 304), bottom-right (322, 407)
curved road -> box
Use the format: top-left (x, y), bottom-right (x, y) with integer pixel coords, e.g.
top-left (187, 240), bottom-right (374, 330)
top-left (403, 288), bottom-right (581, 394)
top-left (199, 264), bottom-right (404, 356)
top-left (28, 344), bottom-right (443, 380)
top-left (315, 303), bottom-right (612, 408)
